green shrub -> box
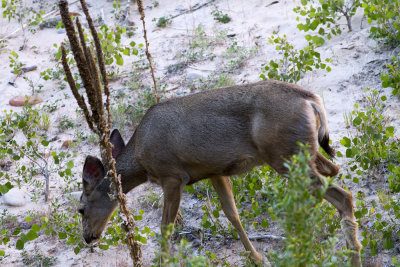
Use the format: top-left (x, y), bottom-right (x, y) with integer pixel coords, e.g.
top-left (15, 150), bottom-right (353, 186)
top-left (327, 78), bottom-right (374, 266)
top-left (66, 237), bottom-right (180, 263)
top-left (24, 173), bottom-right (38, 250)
top-left (338, 89), bottom-right (399, 189)
top-left (268, 144), bottom-right (348, 266)
top-left (152, 224), bottom-right (222, 266)
top-left (154, 16), bottom-right (171, 28)
top-left (260, 34), bottom-right (331, 83)
top-left (362, 0), bottom-right (400, 46)
top-left (0, 105), bottom-right (76, 201)
top-left (339, 89), bottom-right (400, 257)
top-left (211, 5), bottom-right (231, 24)
top-left (381, 56), bottom-right (400, 96)
top-left (293, 0), bottom-right (360, 46)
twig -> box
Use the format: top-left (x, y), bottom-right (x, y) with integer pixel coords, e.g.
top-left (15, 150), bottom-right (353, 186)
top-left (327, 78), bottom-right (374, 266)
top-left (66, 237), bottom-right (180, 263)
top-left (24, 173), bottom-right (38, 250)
top-left (248, 234), bottom-right (286, 240)
top-left (136, 0), bottom-right (159, 103)
top-left (170, 0), bottom-right (217, 19)
top-left (8, 65), bottom-right (38, 86)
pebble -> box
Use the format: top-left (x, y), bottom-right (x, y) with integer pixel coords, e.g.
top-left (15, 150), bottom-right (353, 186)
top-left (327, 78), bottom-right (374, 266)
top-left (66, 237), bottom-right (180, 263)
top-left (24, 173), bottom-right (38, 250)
top-left (9, 96), bottom-right (43, 107)
top-left (186, 72), bottom-right (203, 82)
top-left (61, 140), bottom-right (72, 149)
top-left (2, 188), bottom-right (29, 207)
top-left (0, 159), bottom-right (11, 171)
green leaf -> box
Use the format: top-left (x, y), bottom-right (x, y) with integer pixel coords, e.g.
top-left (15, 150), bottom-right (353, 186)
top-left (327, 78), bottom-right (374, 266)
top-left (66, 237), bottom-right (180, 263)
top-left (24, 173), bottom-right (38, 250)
top-left (346, 148), bottom-right (353, 158)
top-left (0, 182), bottom-right (13, 194)
top-left (74, 247), bottom-right (80, 254)
top-left (212, 210), bottom-right (219, 218)
top-left (99, 244), bottom-right (109, 250)
top-left (353, 117), bottom-right (362, 126)
top-left (58, 232), bottom-right (67, 239)
top-left (139, 235), bottom-right (147, 244)
top-left (27, 230), bottom-right (38, 241)
top-left (41, 140), bottom-right (49, 147)
top-left (311, 36), bottom-right (325, 46)
top-left (115, 53), bottom-right (123, 66)
top-left (123, 48), bottom-right (130, 56)
top-left (31, 224), bottom-right (40, 232)
top-left (16, 239), bottom-right (24, 250)
top-left (340, 137), bottom-right (351, 148)
top-left (383, 238), bottom-right (394, 249)
top-left (386, 126), bottom-right (394, 135)
top-left (67, 160), bottom-right (74, 169)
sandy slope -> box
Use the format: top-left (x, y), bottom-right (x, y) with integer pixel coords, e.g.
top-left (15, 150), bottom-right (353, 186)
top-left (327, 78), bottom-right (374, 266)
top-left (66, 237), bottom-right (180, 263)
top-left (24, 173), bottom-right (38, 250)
top-left (0, 0), bottom-right (399, 266)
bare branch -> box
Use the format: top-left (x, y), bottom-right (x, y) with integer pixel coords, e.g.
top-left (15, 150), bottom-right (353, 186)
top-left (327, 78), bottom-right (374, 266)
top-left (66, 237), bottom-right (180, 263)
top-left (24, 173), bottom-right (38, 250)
top-left (78, 0), bottom-right (110, 122)
top-left (60, 44), bottom-right (95, 133)
top-left (59, 0), bottom-right (100, 125)
top-left (136, 0), bottom-right (160, 104)
top-left (59, 0), bottom-right (142, 265)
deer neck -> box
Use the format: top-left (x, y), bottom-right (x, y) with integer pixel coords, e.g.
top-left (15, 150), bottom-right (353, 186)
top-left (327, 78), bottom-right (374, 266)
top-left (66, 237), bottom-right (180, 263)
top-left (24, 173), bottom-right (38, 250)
top-left (115, 140), bottom-right (147, 194)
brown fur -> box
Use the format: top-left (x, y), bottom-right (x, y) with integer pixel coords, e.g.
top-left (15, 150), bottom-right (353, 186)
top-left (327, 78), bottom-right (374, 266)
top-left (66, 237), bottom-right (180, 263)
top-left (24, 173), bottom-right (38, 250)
top-left (78, 80), bottom-right (361, 266)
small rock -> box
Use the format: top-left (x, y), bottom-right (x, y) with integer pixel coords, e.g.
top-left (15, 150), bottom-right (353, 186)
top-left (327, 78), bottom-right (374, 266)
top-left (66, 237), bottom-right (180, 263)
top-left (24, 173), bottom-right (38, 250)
top-left (9, 96), bottom-right (43, 107)
top-left (61, 140), bottom-right (72, 149)
top-left (186, 73), bottom-right (203, 82)
top-left (69, 12), bottom-right (81, 17)
top-left (191, 238), bottom-right (201, 247)
top-left (2, 188), bottom-right (29, 207)
top-left (57, 29), bottom-right (66, 34)
top-left (0, 159), bottom-right (12, 171)
top-left (40, 17), bottom-right (62, 29)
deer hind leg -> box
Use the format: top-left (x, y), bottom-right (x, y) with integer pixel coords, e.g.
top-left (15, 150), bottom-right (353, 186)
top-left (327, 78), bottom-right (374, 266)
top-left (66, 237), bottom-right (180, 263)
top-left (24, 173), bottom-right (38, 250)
top-left (312, 169), bottom-right (362, 267)
top-left (315, 151), bottom-right (340, 177)
top-left (210, 175), bottom-right (263, 264)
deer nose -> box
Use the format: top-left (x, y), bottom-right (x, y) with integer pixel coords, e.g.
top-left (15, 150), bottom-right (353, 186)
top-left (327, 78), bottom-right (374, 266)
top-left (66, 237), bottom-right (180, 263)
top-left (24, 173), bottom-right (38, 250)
top-left (84, 234), bottom-right (94, 244)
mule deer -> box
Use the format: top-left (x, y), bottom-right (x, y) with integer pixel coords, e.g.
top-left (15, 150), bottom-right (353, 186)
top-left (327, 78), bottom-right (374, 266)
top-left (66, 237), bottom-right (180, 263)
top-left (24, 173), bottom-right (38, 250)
top-left (79, 79), bottom-right (362, 266)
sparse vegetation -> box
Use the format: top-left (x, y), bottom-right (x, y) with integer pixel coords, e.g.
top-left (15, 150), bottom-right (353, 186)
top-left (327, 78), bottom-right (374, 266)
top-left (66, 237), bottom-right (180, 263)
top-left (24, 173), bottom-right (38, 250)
top-left (154, 16), bottom-right (170, 28)
top-left (362, 0), bottom-right (400, 46)
top-left (0, 105), bottom-right (76, 201)
top-left (339, 89), bottom-right (400, 258)
top-left (211, 5), bottom-right (231, 24)
top-left (1, 0), bottom-right (45, 49)
top-left (294, 0), bottom-right (360, 45)
top-left (0, 0), bottom-right (399, 265)
top-left (260, 34), bottom-right (331, 83)
top-left (381, 55), bottom-right (400, 96)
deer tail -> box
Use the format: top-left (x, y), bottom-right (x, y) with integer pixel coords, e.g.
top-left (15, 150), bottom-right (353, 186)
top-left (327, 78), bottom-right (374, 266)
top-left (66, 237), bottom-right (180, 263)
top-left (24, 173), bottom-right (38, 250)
top-left (311, 101), bottom-right (335, 157)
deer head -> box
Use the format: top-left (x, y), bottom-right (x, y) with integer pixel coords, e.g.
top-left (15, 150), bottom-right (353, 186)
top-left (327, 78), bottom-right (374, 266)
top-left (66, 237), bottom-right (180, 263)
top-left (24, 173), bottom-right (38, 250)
top-left (78, 130), bottom-right (125, 243)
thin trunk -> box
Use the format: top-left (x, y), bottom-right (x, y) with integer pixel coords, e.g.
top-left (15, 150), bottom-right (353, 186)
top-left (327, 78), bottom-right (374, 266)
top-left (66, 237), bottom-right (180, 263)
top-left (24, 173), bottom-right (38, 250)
top-left (345, 14), bottom-right (352, 32)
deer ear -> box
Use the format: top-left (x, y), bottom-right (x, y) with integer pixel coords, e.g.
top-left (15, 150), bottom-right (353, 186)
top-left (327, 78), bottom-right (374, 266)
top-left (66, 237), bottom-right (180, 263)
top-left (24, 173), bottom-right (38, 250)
top-left (110, 129), bottom-right (125, 159)
top-left (82, 156), bottom-right (105, 194)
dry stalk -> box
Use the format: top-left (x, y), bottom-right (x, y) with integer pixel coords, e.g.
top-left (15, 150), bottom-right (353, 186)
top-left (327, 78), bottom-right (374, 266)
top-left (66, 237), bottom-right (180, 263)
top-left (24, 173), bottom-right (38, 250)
top-left (136, 0), bottom-right (160, 104)
top-left (58, 0), bottom-right (142, 265)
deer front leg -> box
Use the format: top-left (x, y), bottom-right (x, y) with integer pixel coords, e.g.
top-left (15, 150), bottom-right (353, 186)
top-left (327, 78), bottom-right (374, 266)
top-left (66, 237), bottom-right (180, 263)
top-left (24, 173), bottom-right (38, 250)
top-left (324, 184), bottom-right (362, 267)
top-left (210, 175), bottom-right (263, 265)
top-left (160, 177), bottom-right (184, 236)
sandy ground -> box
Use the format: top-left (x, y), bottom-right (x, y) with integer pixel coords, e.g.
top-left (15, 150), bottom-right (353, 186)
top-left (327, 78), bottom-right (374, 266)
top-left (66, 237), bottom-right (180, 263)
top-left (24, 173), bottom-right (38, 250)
top-left (0, 0), bottom-right (399, 266)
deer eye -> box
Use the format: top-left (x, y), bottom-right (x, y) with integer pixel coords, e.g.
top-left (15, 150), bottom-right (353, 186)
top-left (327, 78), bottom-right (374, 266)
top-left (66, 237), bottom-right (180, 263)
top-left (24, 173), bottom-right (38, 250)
top-left (78, 208), bottom-right (84, 215)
